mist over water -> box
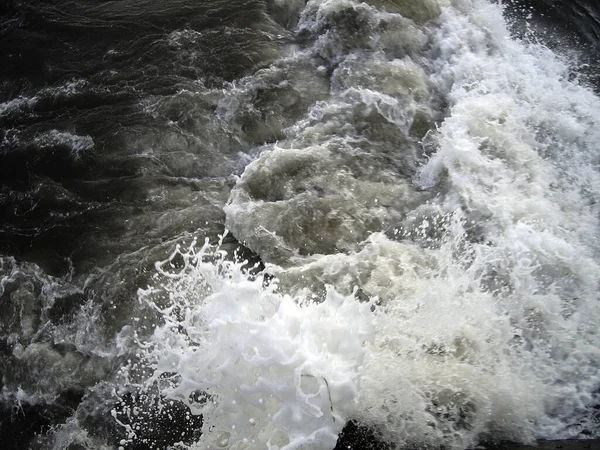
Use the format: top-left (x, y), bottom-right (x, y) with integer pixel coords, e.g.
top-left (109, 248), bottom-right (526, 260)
top-left (1, 0), bottom-right (600, 449)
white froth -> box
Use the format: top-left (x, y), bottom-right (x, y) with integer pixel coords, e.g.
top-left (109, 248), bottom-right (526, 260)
top-left (0, 79), bottom-right (89, 118)
top-left (33, 130), bottom-right (95, 158)
top-left (131, 0), bottom-right (600, 449)
top-left (135, 236), bottom-right (376, 450)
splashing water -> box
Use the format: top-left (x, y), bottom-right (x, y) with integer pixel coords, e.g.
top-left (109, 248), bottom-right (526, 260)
top-left (114, 0), bottom-right (600, 449)
top-left (122, 234), bottom-right (376, 450)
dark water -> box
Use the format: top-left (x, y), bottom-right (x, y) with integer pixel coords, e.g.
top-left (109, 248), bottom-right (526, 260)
top-left (0, 0), bottom-right (285, 273)
top-left (503, 0), bottom-right (600, 88)
top-left (1, 1), bottom-right (600, 449)
top-left (0, 2), bottom-right (286, 447)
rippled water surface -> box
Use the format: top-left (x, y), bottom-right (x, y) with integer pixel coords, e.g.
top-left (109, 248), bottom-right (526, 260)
top-left (1, 1), bottom-right (600, 449)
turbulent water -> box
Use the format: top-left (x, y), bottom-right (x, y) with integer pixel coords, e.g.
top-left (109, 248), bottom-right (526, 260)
top-left (1, 0), bottom-right (600, 449)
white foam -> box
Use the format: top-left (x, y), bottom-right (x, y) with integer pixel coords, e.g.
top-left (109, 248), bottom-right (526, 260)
top-left (131, 0), bottom-right (600, 448)
top-left (0, 79), bottom-right (89, 118)
top-left (34, 130), bottom-right (95, 158)
top-left (134, 235), bottom-right (376, 450)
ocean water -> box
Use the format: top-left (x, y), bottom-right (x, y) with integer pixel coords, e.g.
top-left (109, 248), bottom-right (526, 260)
top-left (1, 0), bottom-right (599, 449)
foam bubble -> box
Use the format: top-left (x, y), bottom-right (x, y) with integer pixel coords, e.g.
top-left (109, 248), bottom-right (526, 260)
top-left (126, 0), bottom-right (600, 448)
top-left (133, 235), bottom-right (377, 450)
top-left (33, 130), bottom-right (95, 159)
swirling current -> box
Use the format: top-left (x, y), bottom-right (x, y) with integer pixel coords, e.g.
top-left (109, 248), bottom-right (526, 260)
top-left (1, 1), bottom-right (600, 449)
